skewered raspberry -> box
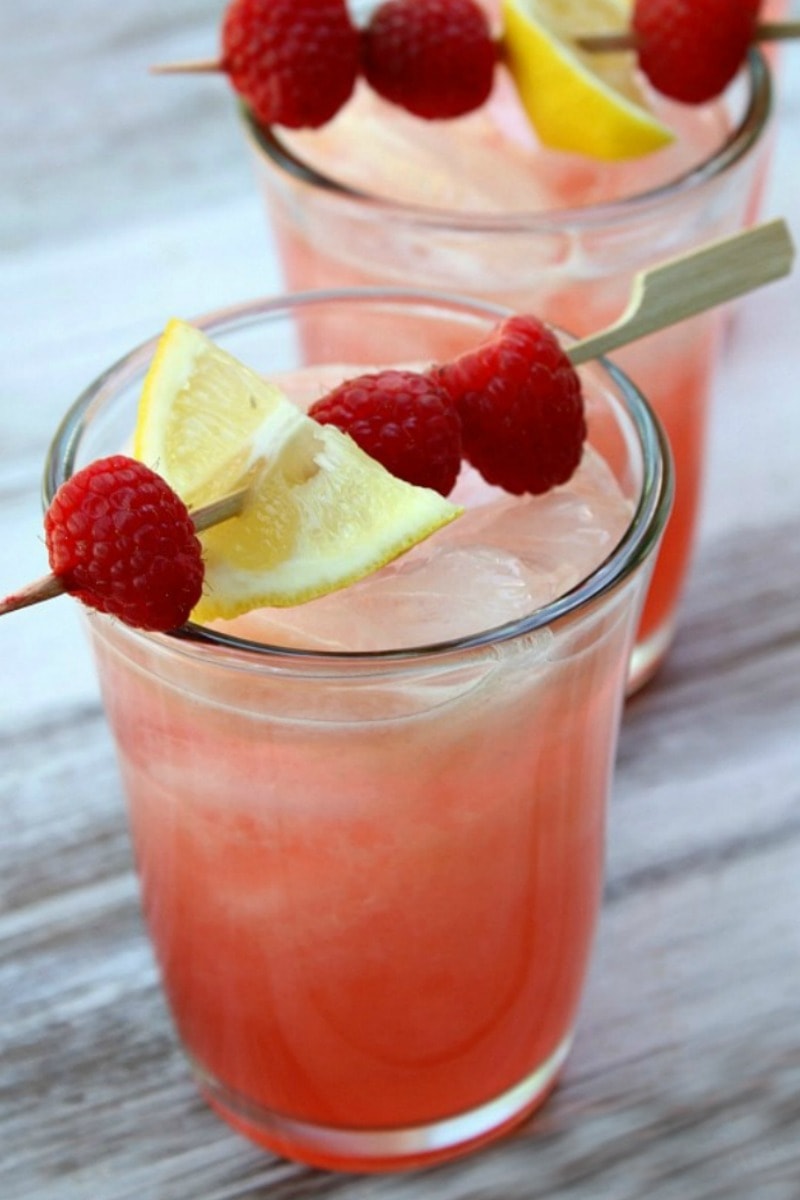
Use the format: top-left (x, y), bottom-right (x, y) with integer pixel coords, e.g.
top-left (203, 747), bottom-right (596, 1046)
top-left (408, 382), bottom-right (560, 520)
top-left (362, 0), bottom-right (497, 119)
top-left (221, 0), bottom-right (360, 129)
top-left (632, 0), bottom-right (760, 104)
top-left (44, 455), bottom-right (204, 632)
top-left (309, 369), bottom-right (463, 496)
top-left (432, 316), bottom-right (586, 495)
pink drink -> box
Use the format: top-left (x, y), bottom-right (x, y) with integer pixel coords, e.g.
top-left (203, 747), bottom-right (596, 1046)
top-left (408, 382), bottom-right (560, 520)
top-left (46, 293), bottom-right (671, 1171)
top-left (245, 47), bottom-right (771, 689)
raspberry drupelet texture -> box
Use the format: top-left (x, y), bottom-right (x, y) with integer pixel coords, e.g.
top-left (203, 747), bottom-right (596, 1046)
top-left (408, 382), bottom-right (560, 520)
top-left (309, 369), bottom-right (463, 496)
top-left (45, 455), bottom-right (205, 632)
top-left (632, 0), bottom-right (760, 105)
top-left (362, 0), bottom-right (497, 119)
top-left (433, 316), bottom-right (586, 496)
top-left (221, 0), bottom-right (360, 129)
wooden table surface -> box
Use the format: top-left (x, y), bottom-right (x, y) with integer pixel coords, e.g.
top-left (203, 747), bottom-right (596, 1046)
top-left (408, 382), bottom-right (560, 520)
top-left (2, 5), bottom-right (799, 1198)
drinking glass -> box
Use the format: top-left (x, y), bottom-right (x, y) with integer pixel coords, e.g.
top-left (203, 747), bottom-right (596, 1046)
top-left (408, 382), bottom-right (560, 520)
top-left (44, 290), bottom-right (672, 1171)
top-left (242, 50), bottom-right (771, 689)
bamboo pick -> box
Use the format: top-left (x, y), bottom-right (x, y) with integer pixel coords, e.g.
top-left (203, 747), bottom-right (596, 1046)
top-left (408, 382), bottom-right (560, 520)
top-left (568, 219), bottom-right (795, 367)
top-left (190, 488), bottom-right (248, 532)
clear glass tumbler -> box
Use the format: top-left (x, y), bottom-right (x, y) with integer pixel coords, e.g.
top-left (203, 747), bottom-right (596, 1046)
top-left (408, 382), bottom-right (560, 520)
top-left (44, 290), bottom-right (672, 1172)
top-left (243, 50), bottom-right (771, 690)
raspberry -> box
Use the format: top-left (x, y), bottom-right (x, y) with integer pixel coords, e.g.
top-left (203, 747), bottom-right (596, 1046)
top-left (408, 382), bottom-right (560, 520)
top-left (309, 370), bottom-right (463, 496)
top-left (632, 0), bottom-right (759, 105)
top-left (45, 456), bottom-right (205, 632)
top-left (221, 0), bottom-right (360, 129)
top-left (433, 316), bottom-right (586, 496)
top-left (362, 0), bottom-right (497, 120)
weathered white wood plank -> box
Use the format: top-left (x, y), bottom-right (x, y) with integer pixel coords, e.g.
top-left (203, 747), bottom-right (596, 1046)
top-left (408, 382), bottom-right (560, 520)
top-left (0, 1), bottom-right (248, 254)
top-left (1, 798), bottom-right (798, 1200)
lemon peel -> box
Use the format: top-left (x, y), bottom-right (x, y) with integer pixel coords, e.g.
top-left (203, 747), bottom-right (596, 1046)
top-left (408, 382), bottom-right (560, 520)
top-left (134, 319), bottom-right (461, 621)
top-left (500, 0), bottom-right (675, 161)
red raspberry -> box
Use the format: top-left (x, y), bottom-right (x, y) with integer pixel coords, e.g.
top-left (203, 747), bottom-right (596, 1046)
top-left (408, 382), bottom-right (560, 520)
top-left (309, 370), bottom-right (463, 496)
top-left (433, 316), bottom-right (586, 496)
top-left (632, 0), bottom-right (760, 104)
top-left (45, 456), bottom-right (205, 632)
top-left (221, 0), bottom-right (360, 129)
top-left (362, 0), bottom-right (497, 120)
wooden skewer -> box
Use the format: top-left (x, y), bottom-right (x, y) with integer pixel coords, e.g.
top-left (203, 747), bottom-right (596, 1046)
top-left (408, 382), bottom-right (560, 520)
top-left (149, 58), bottom-right (222, 76)
top-left (149, 19), bottom-right (800, 74)
top-left (567, 219), bottom-right (795, 366)
top-left (578, 20), bottom-right (800, 55)
top-left (0, 488), bottom-right (248, 618)
top-left (1, 218), bottom-right (795, 620)
top-left (190, 487), bottom-right (248, 532)
top-left (0, 573), bottom-right (67, 616)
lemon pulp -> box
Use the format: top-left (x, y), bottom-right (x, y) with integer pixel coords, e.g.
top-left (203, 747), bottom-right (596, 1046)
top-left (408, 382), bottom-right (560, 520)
top-left (134, 319), bottom-right (461, 622)
top-left (501, 0), bottom-right (674, 160)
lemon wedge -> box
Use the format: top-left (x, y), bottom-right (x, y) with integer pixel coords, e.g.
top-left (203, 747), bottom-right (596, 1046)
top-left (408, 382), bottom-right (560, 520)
top-left (134, 318), bottom-right (461, 621)
top-left (500, 0), bottom-right (674, 160)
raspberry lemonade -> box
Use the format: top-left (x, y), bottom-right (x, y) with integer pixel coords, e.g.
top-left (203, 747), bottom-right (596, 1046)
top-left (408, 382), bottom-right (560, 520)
top-left (42, 291), bottom-right (671, 1171)
top-left (235, 1), bottom-right (772, 687)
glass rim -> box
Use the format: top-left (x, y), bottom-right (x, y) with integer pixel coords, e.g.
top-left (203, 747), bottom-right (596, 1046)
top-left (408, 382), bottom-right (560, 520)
top-left (243, 49), bottom-right (771, 234)
top-left (43, 287), bottom-right (673, 670)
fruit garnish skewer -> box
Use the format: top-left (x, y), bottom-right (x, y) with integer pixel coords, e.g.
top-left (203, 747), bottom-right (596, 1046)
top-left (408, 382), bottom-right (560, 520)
top-left (151, 0), bottom-right (497, 125)
top-left (579, 19), bottom-right (800, 55)
top-left (426, 218), bottom-right (794, 493)
top-left (0, 471), bottom-right (247, 624)
top-left (151, 0), bottom-right (800, 132)
top-left (150, 9), bottom-right (800, 80)
top-left (567, 218), bottom-right (794, 365)
top-left (0, 219), bottom-right (793, 630)
top-left (575, 5), bottom-right (800, 104)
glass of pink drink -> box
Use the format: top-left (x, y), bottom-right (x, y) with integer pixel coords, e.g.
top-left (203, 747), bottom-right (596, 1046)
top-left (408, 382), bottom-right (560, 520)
top-left (243, 42), bottom-right (771, 690)
top-left (45, 291), bottom-right (671, 1171)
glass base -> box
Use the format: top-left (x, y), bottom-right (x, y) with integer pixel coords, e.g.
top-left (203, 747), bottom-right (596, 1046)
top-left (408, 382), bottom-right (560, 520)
top-left (192, 1034), bottom-right (573, 1173)
top-left (627, 617), bottom-right (676, 696)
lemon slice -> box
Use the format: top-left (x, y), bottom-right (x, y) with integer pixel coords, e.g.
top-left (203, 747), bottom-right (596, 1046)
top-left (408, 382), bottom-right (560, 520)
top-left (134, 318), bottom-right (461, 621)
top-left (501, 0), bottom-right (674, 160)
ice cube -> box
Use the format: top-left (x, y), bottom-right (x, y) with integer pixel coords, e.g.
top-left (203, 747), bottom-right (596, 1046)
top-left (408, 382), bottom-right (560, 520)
top-left (222, 453), bottom-right (631, 654)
